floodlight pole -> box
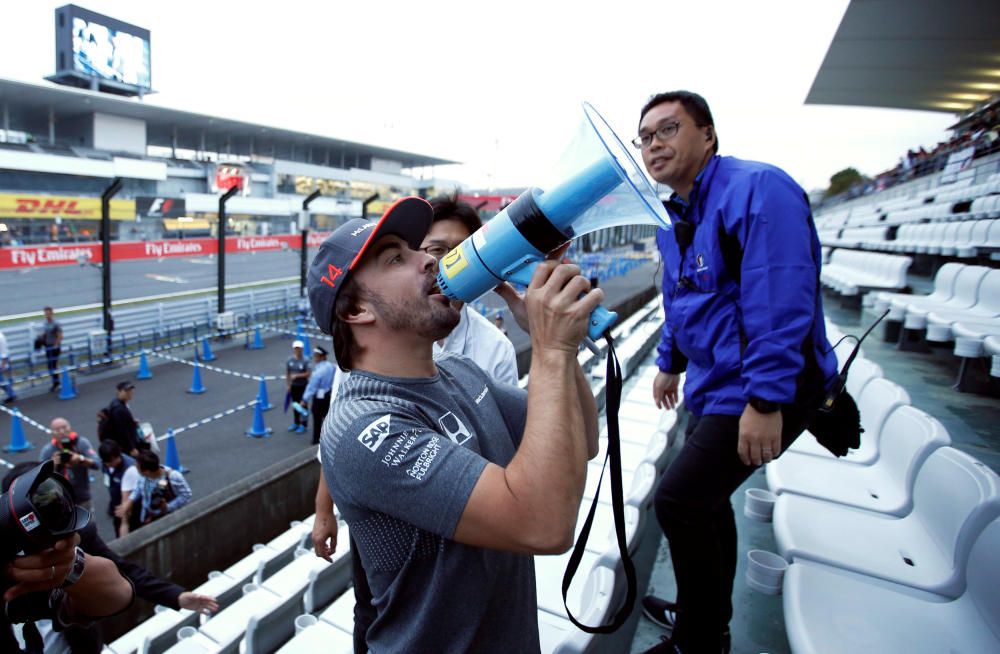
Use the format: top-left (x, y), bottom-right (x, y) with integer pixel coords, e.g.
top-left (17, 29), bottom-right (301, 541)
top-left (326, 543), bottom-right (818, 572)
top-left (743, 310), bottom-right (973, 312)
top-left (362, 193), bottom-right (380, 219)
top-left (301, 190), bottom-right (321, 298)
top-left (217, 186), bottom-right (239, 314)
top-left (101, 177), bottom-right (123, 346)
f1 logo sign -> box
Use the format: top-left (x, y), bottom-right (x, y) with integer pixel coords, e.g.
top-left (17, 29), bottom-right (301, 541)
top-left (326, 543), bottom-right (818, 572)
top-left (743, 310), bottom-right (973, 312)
top-left (438, 412), bottom-right (471, 446)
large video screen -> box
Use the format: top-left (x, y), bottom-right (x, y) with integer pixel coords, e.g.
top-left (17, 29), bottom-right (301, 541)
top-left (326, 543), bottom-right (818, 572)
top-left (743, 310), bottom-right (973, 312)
top-left (71, 16), bottom-right (151, 89)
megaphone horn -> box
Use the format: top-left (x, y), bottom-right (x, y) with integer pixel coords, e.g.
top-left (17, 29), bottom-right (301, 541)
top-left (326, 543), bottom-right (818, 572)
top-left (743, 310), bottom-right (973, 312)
top-left (436, 102), bottom-right (671, 341)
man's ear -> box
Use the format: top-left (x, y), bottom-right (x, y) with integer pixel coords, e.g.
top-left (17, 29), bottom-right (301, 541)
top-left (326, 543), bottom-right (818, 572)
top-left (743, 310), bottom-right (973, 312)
top-left (340, 300), bottom-right (375, 326)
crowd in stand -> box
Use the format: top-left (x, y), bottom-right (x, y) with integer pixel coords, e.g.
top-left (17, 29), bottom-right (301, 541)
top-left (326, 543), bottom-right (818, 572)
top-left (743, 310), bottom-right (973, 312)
top-left (832, 100), bottom-right (1000, 203)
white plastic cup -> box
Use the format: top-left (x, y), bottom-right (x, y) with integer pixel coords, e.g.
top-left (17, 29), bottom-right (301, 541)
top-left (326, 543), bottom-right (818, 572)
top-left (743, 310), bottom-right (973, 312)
top-left (177, 626), bottom-right (198, 640)
top-left (295, 614), bottom-right (318, 635)
top-left (745, 549), bottom-right (788, 595)
top-left (242, 583), bottom-right (259, 596)
top-left (744, 488), bottom-right (778, 522)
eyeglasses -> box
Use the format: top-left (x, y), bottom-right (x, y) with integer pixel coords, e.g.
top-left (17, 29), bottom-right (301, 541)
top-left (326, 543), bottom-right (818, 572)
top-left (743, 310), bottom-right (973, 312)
top-left (420, 244), bottom-right (454, 259)
top-left (632, 121), bottom-right (681, 149)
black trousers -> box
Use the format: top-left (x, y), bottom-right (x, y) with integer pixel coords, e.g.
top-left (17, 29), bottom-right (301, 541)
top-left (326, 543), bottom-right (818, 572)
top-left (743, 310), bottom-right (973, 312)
top-left (311, 394), bottom-right (331, 445)
top-left (350, 535), bottom-right (376, 654)
top-left (653, 406), bottom-right (809, 652)
top-left (290, 385), bottom-right (307, 426)
top-left (45, 347), bottom-right (61, 385)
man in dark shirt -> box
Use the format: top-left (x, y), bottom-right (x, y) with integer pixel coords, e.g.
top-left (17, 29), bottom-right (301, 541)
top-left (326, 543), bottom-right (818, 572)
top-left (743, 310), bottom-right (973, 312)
top-left (103, 381), bottom-right (143, 455)
top-left (41, 307), bottom-right (63, 392)
top-left (285, 340), bottom-right (311, 433)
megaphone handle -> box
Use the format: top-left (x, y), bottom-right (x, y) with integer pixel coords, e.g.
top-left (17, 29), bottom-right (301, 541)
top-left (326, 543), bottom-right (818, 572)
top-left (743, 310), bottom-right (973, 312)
top-left (505, 263), bottom-right (618, 342)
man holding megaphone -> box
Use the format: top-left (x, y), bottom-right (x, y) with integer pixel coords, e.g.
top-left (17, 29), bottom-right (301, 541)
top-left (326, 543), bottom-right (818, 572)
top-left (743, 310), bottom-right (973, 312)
top-left (635, 91), bottom-right (838, 654)
top-left (307, 197), bottom-right (600, 653)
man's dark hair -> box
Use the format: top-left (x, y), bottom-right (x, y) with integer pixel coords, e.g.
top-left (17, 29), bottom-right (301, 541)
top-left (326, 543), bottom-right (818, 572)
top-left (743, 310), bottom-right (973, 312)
top-left (2, 462), bottom-right (40, 493)
top-left (98, 439), bottom-right (122, 463)
top-left (43, 306), bottom-right (53, 312)
top-left (640, 90), bottom-right (719, 153)
top-left (428, 191), bottom-right (481, 236)
top-left (137, 450), bottom-right (160, 473)
top-left (332, 275), bottom-right (366, 371)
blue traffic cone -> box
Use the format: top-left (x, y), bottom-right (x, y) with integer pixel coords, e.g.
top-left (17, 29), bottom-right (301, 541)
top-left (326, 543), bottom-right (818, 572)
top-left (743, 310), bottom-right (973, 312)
top-left (247, 326), bottom-right (264, 350)
top-left (187, 363), bottom-right (206, 394)
top-left (58, 368), bottom-right (77, 400)
top-left (302, 333), bottom-right (311, 357)
top-left (256, 377), bottom-right (273, 411)
top-left (136, 351), bottom-right (153, 380)
top-left (163, 428), bottom-right (189, 473)
top-left (3, 409), bottom-right (32, 452)
top-left (245, 400), bottom-right (272, 438)
top-left (201, 337), bottom-right (217, 362)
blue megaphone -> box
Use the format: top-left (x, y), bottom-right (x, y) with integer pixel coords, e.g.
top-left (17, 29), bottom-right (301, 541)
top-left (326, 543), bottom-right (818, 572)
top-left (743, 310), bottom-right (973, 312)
top-left (436, 102), bottom-right (671, 341)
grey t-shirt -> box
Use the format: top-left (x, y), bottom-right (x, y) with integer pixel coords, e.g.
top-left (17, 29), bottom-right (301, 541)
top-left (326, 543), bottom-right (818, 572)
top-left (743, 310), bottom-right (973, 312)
top-left (320, 353), bottom-right (539, 654)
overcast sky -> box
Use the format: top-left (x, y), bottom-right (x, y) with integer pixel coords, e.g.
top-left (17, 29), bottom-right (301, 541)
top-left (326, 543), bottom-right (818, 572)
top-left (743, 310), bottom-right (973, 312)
top-left (1, 0), bottom-right (959, 193)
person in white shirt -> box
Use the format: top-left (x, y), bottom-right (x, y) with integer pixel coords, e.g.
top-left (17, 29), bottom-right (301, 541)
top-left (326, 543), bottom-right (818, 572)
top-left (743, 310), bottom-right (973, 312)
top-left (310, 192), bottom-right (519, 653)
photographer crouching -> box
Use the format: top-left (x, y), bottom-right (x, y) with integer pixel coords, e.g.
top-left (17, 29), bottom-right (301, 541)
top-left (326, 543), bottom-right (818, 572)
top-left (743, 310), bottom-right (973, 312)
top-left (115, 452), bottom-right (192, 537)
top-left (2, 462), bottom-right (135, 653)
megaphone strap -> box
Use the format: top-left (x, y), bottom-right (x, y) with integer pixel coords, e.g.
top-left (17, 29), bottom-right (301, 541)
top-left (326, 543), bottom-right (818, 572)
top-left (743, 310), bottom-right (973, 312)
top-left (561, 336), bottom-right (637, 634)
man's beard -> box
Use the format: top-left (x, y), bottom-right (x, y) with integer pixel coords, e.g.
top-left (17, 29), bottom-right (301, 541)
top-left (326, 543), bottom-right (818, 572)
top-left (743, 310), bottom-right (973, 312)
top-left (365, 286), bottom-right (460, 342)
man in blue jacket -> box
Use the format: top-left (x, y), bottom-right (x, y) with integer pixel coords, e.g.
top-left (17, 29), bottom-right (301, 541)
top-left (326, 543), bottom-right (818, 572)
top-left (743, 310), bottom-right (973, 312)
top-left (635, 91), bottom-right (838, 654)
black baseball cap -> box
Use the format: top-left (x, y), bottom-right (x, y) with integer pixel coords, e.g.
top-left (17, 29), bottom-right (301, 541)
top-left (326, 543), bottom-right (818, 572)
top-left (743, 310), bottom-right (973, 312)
top-left (308, 197), bottom-right (433, 334)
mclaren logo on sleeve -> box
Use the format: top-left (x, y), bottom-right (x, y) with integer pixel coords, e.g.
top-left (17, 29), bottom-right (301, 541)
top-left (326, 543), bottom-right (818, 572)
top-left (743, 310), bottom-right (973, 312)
top-left (358, 414), bottom-right (392, 452)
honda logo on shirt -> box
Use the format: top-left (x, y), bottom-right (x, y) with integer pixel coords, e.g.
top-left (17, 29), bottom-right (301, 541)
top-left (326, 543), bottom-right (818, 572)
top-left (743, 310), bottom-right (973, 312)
top-left (438, 412), bottom-right (472, 446)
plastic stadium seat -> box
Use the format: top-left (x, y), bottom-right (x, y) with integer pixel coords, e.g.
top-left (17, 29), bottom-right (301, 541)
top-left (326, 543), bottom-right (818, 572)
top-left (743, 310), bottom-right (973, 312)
top-left (774, 447), bottom-right (999, 596)
top-left (952, 319), bottom-right (1000, 358)
top-left (899, 265), bottom-right (990, 330)
top-left (875, 262), bottom-right (963, 317)
top-left (985, 335), bottom-right (1000, 377)
top-left (275, 620), bottom-right (353, 654)
top-left (785, 377), bottom-right (909, 464)
top-left (955, 219), bottom-right (993, 258)
top-left (925, 269), bottom-right (1000, 342)
top-left (783, 518), bottom-right (1000, 654)
top-left (765, 406), bottom-right (950, 516)
top-left (302, 524), bottom-right (353, 613)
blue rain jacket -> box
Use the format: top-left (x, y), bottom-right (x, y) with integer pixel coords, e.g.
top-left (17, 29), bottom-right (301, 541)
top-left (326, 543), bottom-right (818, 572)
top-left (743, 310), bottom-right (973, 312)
top-left (655, 155), bottom-right (838, 416)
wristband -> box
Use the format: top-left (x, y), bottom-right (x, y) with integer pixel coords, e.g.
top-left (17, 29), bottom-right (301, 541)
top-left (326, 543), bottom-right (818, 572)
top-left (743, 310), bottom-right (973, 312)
top-left (61, 547), bottom-right (86, 587)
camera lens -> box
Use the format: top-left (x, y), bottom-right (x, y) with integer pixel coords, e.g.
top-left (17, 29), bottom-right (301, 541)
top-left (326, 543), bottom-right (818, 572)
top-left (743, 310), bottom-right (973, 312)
top-left (29, 477), bottom-right (76, 532)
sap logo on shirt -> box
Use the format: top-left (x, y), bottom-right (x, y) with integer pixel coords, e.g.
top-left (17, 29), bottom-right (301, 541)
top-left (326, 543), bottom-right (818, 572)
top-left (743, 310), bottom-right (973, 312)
top-left (358, 414), bottom-right (392, 452)
top-left (438, 412), bottom-right (472, 446)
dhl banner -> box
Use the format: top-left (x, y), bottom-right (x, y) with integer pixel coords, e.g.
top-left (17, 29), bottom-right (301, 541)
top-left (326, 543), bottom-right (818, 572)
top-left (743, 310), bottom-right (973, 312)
top-left (0, 232), bottom-right (332, 269)
top-left (0, 193), bottom-right (136, 221)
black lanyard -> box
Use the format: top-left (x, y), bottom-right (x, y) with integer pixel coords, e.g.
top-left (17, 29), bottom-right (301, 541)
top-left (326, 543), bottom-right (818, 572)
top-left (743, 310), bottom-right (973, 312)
top-left (561, 336), bottom-right (636, 633)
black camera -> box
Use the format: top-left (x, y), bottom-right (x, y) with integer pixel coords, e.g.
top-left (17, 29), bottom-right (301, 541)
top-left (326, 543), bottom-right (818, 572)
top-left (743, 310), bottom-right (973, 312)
top-left (0, 461), bottom-right (90, 565)
top-left (59, 449), bottom-right (72, 465)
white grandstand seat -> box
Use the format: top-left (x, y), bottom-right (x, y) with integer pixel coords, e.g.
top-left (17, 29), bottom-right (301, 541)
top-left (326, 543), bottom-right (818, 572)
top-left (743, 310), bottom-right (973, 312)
top-left (158, 632), bottom-right (221, 654)
top-left (981, 217), bottom-right (1000, 252)
top-left (191, 585), bottom-right (285, 654)
top-left (954, 219), bottom-right (991, 257)
top-left (774, 447), bottom-right (999, 596)
top-left (302, 523), bottom-right (353, 613)
top-left (583, 460), bottom-right (656, 510)
top-left (915, 223), bottom-right (947, 253)
top-left (926, 222), bottom-right (960, 255)
top-left (534, 551), bottom-right (617, 636)
top-left (576, 501), bottom-right (642, 572)
top-left (986, 335), bottom-right (1000, 377)
top-left (782, 516), bottom-right (1000, 654)
top-left (923, 269), bottom-right (1000, 341)
top-left (896, 265), bottom-right (990, 329)
top-left (243, 591), bottom-right (306, 654)
top-left (785, 377), bottom-right (908, 464)
top-left (317, 589), bottom-right (355, 632)
top-left (275, 620), bottom-right (353, 654)
top-left (218, 544), bottom-right (281, 589)
top-left (110, 605), bottom-right (198, 654)
top-left (941, 220), bottom-right (975, 257)
top-left (903, 266), bottom-right (1000, 330)
top-left (821, 250), bottom-right (911, 296)
top-left (136, 571), bottom-right (242, 654)
top-left (765, 406), bottom-right (950, 516)
top-left (257, 521), bottom-right (313, 581)
top-left (875, 262), bottom-right (963, 317)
